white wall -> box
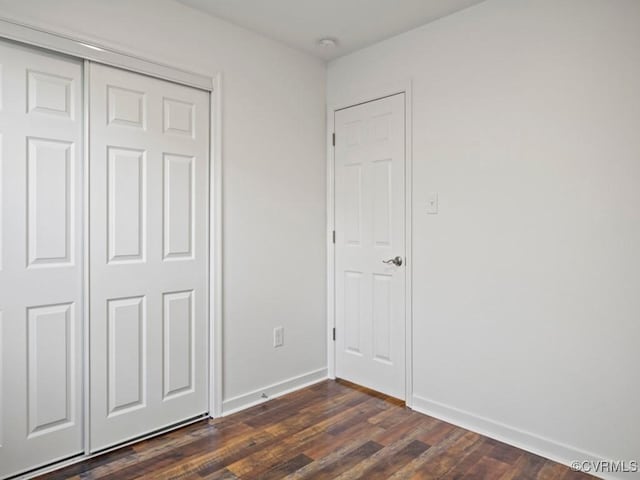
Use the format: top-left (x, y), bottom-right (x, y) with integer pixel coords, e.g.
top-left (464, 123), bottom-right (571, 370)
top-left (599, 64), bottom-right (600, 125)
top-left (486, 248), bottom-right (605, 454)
top-left (0, 0), bottom-right (327, 409)
top-left (329, 0), bottom-right (640, 476)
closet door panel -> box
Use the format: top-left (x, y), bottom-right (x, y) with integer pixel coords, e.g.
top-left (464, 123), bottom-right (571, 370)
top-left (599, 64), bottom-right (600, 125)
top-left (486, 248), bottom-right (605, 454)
top-left (0, 41), bottom-right (83, 479)
top-left (89, 63), bottom-right (209, 452)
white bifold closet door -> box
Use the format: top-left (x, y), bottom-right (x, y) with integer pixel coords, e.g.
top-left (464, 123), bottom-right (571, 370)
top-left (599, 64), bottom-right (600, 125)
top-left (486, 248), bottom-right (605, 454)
top-left (88, 63), bottom-right (209, 451)
top-left (0, 42), bottom-right (83, 477)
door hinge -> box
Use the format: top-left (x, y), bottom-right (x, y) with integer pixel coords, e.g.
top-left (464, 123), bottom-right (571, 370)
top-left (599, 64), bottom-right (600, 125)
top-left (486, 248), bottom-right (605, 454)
top-left (332, 132), bottom-right (335, 146)
top-left (332, 230), bottom-right (335, 244)
top-left (332, 327), bottom-right (336, 341)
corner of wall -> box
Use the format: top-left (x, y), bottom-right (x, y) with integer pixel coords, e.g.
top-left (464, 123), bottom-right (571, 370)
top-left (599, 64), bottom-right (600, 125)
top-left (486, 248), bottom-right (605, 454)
top-left (221, 368), bottom-right (328, 416)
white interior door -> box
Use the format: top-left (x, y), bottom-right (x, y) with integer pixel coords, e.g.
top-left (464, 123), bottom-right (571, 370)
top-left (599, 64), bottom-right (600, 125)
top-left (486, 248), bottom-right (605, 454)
top-left (89, 63), bottom-right (209, 451)
top-left (334, 93), bottom-right (406, 399)
top-left (0, 41), bottom-right (83, 477)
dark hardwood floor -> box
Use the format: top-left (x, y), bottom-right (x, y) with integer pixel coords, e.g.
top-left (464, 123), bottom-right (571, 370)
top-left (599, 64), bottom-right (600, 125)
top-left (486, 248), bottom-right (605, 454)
top-left (37, 380), bottom-right (594, 479)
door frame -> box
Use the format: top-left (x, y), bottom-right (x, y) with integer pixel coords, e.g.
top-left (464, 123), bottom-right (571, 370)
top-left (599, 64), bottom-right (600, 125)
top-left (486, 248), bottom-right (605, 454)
top-left (327, 80), bottom-right (414, 406)
top-left (0, 12), bottom-right (223, 433)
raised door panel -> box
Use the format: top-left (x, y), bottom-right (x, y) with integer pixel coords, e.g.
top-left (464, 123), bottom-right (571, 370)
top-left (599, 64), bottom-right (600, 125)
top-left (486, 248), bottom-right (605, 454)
top-left (163, 98), bottom-right (194, 137)
top-left (343, 271), bottom-right (363, 356)
top-left (372, 274), bottom-right (392, 364)
top-left (107, 297), bottom-right (146, 416)
top-left (107, 86), bottom-right (146, 129)
top-left (372, 159), bottom-right (392, 248)
top-left (27, 138), bottom-right (74, 267)
top-left (163, 154), bottom-right (194, 259)
top-left (27, 303), bottom-right (75, 436)
top-left (342, 165), bottom-right (363, 247)
top-left (163, 291), bottom-right (194, 399)
top-left (27, 70), bottom-right (74, 118)
top-left (107, 147), bottom-right (146, 263)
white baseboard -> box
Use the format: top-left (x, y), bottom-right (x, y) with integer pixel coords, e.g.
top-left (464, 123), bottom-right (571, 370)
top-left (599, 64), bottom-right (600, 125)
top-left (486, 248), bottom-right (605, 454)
top-left (411, 394), bottom-right (630, 480)
top-left (221, 368), bottom-right (328, 416)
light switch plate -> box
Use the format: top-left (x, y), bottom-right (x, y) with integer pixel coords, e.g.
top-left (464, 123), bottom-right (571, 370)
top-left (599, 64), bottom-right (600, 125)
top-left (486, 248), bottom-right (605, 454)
top-left (427, 193), bottom-right (438, 214)
top-left (273, 326), bottom-right (284, 348)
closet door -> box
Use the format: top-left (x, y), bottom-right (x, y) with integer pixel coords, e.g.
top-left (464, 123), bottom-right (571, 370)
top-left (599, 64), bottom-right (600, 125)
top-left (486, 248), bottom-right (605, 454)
top-left (0, 42), bottom-right (83, 477)
top-left (89, 63), bottom-right (209, 451)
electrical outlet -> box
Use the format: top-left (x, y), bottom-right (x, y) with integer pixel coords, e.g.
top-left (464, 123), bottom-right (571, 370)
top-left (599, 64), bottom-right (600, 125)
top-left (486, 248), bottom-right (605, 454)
top-left (273, 326), bottom-right (284, 348)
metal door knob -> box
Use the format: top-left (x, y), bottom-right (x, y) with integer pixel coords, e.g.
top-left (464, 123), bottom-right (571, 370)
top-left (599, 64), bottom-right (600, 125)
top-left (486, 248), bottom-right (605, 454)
top-left (382, 256), bottom-right (403, 267)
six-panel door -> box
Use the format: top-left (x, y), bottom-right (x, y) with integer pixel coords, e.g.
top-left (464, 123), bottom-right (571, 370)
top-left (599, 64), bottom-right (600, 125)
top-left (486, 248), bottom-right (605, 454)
top-left (0, 41), bottom-right (84, 478)
top-left (334, 93), bottom-right (406, 399)
top-left (88, 63), bottom-right (209, 452)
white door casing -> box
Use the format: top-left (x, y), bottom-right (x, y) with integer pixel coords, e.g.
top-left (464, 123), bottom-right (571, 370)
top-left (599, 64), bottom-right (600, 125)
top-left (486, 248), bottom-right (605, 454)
top-left (0, 41), bottom-right (84, 477)
top-left (89, 63), bottom-right (209, 452)
top-left (334, 93), bottom-right (406, 399)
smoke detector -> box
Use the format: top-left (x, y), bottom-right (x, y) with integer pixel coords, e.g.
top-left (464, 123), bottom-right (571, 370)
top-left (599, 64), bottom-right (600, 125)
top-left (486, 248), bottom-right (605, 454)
top-left (318, 38), bottom-right (338, 48)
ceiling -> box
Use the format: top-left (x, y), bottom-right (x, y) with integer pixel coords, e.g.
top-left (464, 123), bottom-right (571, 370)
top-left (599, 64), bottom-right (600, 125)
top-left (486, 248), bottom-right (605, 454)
top-left (177, 0), bottom-right (486, 61)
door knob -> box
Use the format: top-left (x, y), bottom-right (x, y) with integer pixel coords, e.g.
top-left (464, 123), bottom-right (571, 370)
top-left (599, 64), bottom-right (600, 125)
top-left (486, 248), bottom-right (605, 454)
top-left (382, 256), bottom-right (403, 267)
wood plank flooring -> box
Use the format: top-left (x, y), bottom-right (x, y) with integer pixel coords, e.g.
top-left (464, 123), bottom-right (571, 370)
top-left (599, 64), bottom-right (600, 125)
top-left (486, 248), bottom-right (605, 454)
top-left (37, 380), bottom-right (595, 479)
